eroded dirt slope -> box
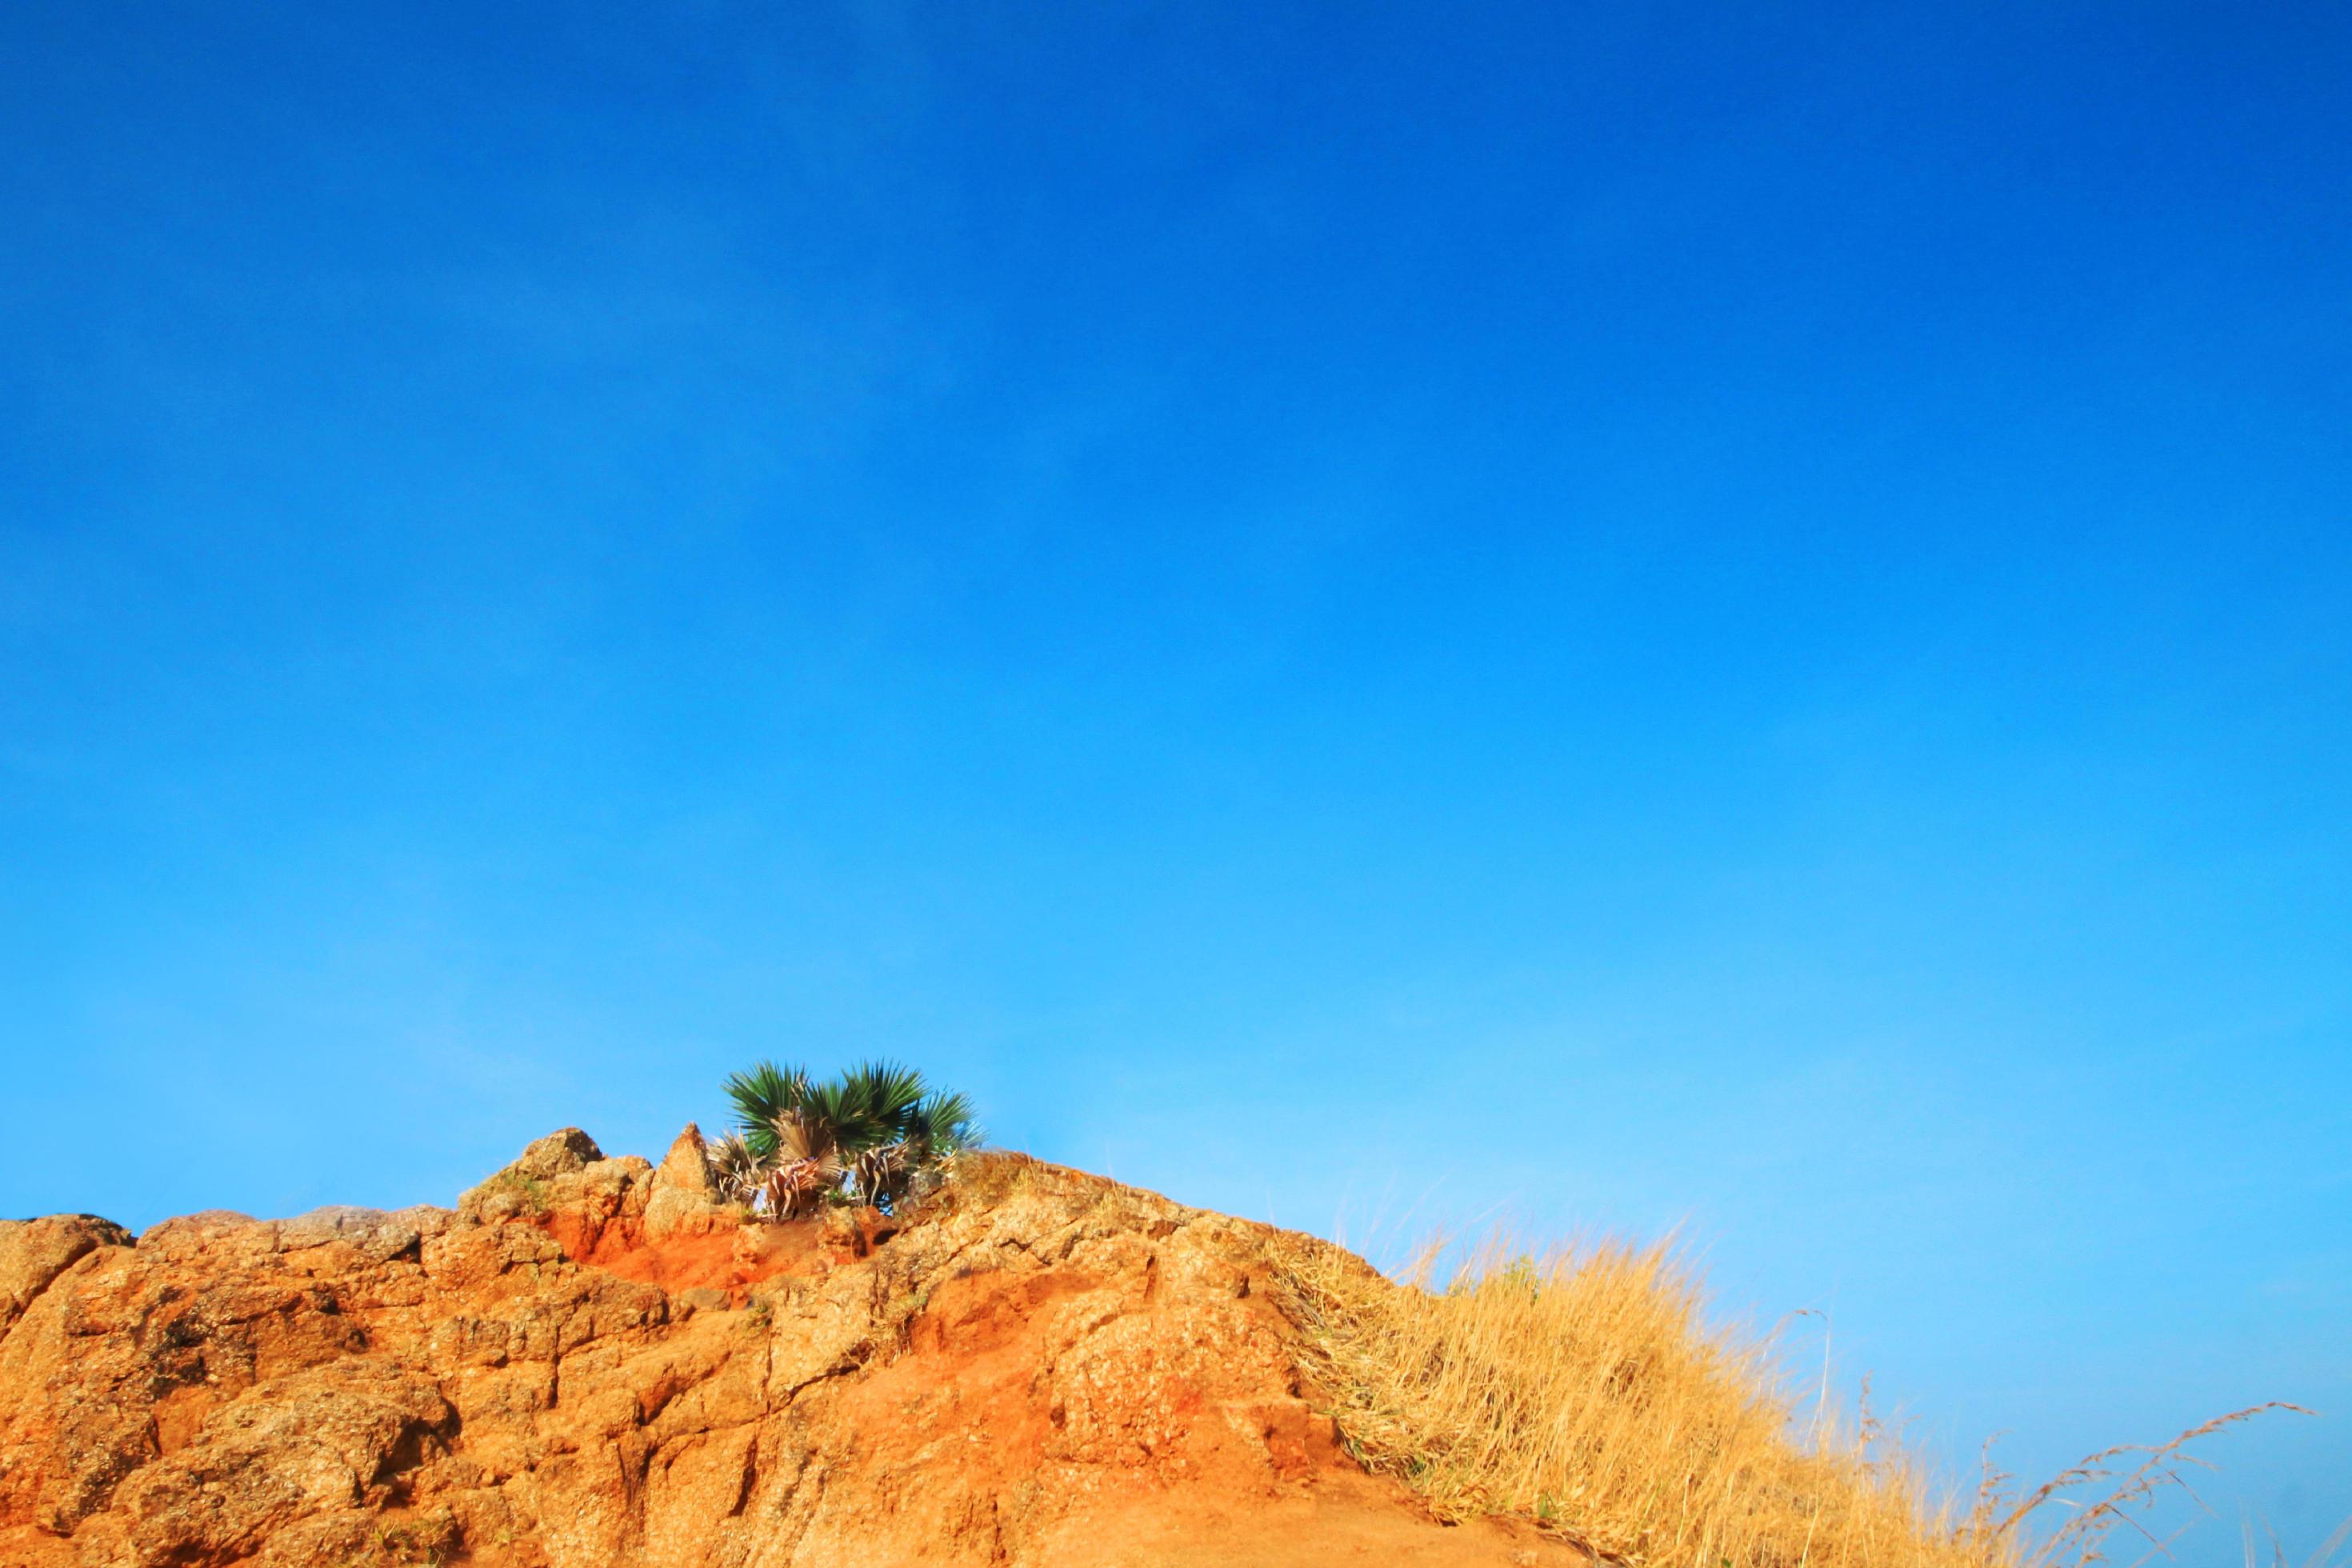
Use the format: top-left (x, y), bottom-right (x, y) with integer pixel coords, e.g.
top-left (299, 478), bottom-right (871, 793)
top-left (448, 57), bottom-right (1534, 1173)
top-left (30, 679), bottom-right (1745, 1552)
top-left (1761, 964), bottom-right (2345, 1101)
top-left (0, 1130), bottom-right (1572, 1566)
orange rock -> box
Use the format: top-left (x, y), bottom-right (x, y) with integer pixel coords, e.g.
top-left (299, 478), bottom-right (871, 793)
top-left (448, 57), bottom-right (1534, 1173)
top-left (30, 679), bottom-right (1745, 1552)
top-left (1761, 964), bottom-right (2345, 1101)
top-left (0, 1135), bottom-right (1582, 1566)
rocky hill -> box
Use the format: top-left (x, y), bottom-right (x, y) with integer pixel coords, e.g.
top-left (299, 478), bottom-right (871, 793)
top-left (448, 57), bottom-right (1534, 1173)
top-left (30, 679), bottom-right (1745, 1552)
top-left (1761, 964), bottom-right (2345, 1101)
top-left (0, 1129), bottom-right (1574, 1566)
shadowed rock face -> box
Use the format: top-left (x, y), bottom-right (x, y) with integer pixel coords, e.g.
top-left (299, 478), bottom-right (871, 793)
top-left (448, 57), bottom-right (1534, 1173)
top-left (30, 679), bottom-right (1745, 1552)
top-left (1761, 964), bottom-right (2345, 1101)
top-left (0, 1134), bottom-right (1577, 1567)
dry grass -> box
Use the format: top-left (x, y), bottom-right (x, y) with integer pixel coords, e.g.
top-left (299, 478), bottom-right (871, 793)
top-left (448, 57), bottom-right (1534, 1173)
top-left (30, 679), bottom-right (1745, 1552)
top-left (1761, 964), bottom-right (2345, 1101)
top-left (1266, 1230), bottom-right (2297, 1568)
top-left (2242, 1511), bottom-right (2352, 1568)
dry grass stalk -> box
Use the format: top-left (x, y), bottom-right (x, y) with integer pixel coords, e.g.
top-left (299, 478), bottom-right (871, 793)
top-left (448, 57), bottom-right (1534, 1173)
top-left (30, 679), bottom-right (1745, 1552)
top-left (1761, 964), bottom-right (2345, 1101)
top-left (1986, 1403), bottom-right (2312, 1568)
top-left (2243, 1510), bottom-right (2352, 1568)
top-left (1266, 1230), bottom-right (2298, 1568)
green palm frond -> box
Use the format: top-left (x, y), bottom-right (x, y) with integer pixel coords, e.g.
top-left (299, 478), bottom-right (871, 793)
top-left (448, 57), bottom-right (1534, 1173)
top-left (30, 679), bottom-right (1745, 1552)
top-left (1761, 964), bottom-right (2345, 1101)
top-left (791, 1077), bottom-right (872, 1154)
top-left (723, 1060), bottom-right (811, 1158)
top-left (838, 1060), bottom-right (927, 1146)
top-left (902, 1090), bottom-right (981, 1155)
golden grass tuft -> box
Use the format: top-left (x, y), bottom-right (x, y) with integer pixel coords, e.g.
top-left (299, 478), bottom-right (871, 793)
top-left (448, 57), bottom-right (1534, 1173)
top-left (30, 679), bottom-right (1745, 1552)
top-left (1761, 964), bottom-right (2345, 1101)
top-left (1266, 1231), bottom-right (2295, 1568)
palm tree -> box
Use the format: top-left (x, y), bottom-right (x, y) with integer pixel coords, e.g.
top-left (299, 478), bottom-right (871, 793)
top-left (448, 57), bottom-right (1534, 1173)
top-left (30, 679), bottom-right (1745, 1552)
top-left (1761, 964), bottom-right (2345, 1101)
top-left (714, 1059), bottom-right (983, 1217)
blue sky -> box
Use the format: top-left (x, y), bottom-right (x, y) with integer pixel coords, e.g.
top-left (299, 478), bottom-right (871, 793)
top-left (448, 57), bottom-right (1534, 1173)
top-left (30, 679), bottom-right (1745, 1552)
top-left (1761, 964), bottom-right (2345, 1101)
top-left (3, 1), bottom-right (2346, 1556)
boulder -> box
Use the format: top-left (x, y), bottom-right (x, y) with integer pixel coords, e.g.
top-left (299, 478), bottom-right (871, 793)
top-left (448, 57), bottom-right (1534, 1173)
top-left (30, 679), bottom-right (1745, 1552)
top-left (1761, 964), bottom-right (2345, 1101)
top-left (642, 1125), bottom-right (724, 1242)
top-left (458, 1127), bottom-right (609, 1225)
top-left (0, 1214), bottom-right (133, 1339)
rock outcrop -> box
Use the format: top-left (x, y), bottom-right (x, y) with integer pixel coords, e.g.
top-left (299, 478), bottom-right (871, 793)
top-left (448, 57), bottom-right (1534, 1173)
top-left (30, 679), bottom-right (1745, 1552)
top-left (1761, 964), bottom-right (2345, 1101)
top-left (0, 1216), bottom-right (134, 1340)
top-left (0, 1133), bottom-right (1576, 1566)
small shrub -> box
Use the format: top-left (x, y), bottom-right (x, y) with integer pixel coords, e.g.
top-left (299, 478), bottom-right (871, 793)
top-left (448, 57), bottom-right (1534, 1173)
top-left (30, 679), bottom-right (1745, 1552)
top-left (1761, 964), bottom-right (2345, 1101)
top-left (710, 1059), bottom-right (980, 1220)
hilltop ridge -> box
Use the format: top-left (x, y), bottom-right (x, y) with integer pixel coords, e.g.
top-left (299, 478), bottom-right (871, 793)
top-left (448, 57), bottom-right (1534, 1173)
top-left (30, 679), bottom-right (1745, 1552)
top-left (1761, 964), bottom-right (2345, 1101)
top-left (0, 1128), bottom-right (1574, 1567)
